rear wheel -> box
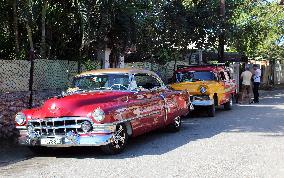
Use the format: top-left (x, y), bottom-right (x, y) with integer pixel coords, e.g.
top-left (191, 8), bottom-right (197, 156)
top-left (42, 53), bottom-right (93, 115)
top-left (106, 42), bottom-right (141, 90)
top-left (207, 104), bottom-right (215, 117)
top-left (101, 124), bottom-right (128, 155)
top-left (224, 96), bottom-right (233, 110)
top-left (167, 116), bottom-right (181, 132)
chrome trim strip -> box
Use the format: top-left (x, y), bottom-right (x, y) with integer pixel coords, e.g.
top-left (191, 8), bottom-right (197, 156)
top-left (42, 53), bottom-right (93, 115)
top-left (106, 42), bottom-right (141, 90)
top-left (112, 110), bottom-right (161, 125)
top-left (16, 126), bottom-right (27, 129)
top-left (29, 117), bottom-right (90, 122)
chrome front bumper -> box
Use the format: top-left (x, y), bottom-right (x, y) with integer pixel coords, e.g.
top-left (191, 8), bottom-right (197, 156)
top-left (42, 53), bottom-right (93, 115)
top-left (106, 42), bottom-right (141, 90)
top-left (192, 99), bottom-right (214, 106)
top-left (17, 117), bottom-right (116, 147)
top-left (18, 130), bottom-right (114, 147)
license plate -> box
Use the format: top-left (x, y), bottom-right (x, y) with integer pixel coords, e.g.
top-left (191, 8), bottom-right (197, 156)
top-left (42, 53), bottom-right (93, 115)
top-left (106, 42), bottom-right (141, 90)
top-left (41, 138), bottom-right (62, 145)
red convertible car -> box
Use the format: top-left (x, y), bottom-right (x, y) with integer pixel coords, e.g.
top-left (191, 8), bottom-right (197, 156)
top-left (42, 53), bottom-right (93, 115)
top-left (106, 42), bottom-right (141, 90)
top-left (15, 68), bottom-right (190, 154)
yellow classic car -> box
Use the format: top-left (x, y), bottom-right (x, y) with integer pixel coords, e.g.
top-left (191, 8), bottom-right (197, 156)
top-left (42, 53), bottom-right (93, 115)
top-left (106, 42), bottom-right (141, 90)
top-left (169, 65), bottom-right (237, 117)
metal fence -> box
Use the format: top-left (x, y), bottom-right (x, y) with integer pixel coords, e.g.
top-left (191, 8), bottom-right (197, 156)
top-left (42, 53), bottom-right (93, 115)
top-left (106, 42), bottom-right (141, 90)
top-left (0, 59), bottom-right (81, 92)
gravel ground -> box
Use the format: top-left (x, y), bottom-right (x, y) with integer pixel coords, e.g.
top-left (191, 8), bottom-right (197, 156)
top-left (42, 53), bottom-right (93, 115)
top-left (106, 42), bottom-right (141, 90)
top-left (0, 90), bottom-right (284, 178)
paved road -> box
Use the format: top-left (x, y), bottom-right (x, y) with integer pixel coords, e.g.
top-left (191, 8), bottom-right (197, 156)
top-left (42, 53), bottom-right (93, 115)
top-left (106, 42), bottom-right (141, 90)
top-left (1, 90), bottom-right (284, 178)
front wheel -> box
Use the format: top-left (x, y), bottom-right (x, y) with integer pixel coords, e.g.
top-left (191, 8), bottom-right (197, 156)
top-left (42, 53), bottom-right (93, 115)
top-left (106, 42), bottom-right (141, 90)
top-left (207, 104), bottom-right (215, 117)
top-left (224, 96), bottom-right (233, 110)
top-left (101, 124), bottom-right (128, 155)
top-left (167, 116), bottom-right (181, 132)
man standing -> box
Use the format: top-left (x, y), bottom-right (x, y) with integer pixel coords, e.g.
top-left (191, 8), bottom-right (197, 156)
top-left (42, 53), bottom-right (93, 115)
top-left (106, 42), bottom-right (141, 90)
top-left (240, 66), bottom-right (253, 104)
top-left (252, 64), bottom-right (261, 103)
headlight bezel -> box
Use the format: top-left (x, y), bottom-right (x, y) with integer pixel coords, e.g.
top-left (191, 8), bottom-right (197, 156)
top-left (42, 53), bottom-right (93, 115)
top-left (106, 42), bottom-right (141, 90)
top-left (91, 108), bottom-right (105, 122)
top-left (15, 112), bottom-right (26, 125)
top-left (81, 120), bottom-right (92, 133)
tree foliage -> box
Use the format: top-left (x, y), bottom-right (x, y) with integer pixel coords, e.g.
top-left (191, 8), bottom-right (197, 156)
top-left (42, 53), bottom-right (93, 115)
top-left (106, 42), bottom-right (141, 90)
top-left (227, 0), bottom-right (284, 60)
top-left (0, 0), bottom-right (283, 62)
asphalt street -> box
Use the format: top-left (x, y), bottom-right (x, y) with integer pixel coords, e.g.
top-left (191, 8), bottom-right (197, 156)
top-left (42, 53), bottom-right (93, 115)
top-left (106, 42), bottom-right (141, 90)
top-left (0, 90), bottom-right (284, 178)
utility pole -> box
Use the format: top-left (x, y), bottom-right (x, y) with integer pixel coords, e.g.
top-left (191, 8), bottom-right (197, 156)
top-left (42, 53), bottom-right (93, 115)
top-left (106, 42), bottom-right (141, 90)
top-left (218, 0), bottom-right (225, 63)
top-left (28, 49), bottom-right (35, 109)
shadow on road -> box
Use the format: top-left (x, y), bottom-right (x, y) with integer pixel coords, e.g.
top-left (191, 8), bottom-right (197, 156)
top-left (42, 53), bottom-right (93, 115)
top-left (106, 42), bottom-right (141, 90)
top-left (1, 90), bottom-right (284, 165)
top-left (0, 142), bottom-right (33, 167)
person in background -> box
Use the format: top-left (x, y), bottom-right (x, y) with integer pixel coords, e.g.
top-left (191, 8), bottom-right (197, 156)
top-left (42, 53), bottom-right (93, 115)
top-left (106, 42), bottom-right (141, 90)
top-left (240, 66), bottom-right (253, 104)
top-left (252, 64), bottom-right (261, 103)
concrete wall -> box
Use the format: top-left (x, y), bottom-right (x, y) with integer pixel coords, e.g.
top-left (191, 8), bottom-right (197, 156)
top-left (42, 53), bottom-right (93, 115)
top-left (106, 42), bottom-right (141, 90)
top-left (0, 59), bottom-right (188, 92)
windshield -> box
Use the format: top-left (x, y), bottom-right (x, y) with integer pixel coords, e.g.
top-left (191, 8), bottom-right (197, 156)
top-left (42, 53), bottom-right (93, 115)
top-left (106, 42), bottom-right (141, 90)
top-left (176, 71), bottom-right (215, 82)
top-left (71, 74), bottom-right (130, 91)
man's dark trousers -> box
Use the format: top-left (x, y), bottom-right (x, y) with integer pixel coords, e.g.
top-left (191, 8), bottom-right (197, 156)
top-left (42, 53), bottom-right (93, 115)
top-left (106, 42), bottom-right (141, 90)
top-left (253, 82), bottom-right (260, 103)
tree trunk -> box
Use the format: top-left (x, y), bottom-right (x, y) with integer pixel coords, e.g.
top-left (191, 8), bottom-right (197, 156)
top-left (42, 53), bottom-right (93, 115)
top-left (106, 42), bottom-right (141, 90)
top-left (40, 0), bottom-right (47, 59)
top-left (78, 16), bottom-right (84, 74)
top-left (218, 0), bottom-right (225, 63)
top-left (12, 0), bottom-right (19, 58)
top-left (76, 0), bottom-right (87, 73)
top-left (26, 24), bottom-right (34, 51)
top-left (26, 23), bottom-right (35, 109)
top-left (25, 0), bottom-right (35, 108)
top-left (109, 49), bottom-right (119, 68)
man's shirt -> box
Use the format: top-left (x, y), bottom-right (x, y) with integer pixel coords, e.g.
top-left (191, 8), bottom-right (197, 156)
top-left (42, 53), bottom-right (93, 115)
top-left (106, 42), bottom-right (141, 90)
top-left (241, 70), bottom-right (252, 85)
top-left (253, 69), bottom-right (261, 83)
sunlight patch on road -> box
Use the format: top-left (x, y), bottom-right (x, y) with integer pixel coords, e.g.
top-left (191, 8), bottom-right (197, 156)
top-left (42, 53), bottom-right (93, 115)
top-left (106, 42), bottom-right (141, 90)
top-left (259, 133), bottom-right (284, 137)
top-left (237, 104), bottom-right (284, 109)
top-left (261, 96), bottom-right (281, 99)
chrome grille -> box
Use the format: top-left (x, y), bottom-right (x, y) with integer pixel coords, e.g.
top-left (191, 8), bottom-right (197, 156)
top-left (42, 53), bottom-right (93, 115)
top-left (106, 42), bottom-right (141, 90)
top-left (28, 117), bottom-right (92, 136)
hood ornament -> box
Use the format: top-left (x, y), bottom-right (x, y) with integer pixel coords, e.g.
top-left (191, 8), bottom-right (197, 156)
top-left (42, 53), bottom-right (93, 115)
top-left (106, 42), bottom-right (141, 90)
top-left (49, 103), bottom-right (60, 114)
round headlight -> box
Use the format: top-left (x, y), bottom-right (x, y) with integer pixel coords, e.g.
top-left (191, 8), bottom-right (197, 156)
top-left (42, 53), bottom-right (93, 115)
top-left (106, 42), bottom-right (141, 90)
top-left (15, 112), bottom-right (26, 125)
top-left (81, 121), bottom-right (92, 133)
top-left (92, 108), bottom-right (105, 122)
top-left (200, 86), bottom-right (207, 94)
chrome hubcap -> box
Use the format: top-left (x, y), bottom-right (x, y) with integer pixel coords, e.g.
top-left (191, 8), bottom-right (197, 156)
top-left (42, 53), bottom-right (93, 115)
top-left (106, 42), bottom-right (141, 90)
top-left (113, 125), bottom-right (126, 149)
top-left (174, 117), bottom-right (181, 128)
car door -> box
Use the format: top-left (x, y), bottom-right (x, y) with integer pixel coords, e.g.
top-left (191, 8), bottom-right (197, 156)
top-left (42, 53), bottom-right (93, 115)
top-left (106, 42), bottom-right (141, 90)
top-left (132, 73), bottom-right (165, 132)
top-left (219, 70), bottom-right (234, 104)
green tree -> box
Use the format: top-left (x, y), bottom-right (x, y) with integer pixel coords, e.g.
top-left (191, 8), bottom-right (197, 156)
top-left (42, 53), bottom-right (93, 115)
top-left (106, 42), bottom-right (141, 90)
top-left (227, 0), bottom-right (284, 60)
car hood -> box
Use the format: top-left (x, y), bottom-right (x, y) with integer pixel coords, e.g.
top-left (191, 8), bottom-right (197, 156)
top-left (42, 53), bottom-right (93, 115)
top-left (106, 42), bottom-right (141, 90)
top-left (170, 81), bottom-right (219, 95)
top-left (30, 91), bottom-right (131, 119)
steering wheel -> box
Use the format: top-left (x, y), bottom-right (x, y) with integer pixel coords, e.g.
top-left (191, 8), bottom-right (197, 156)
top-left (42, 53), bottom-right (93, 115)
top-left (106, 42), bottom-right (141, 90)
top-left (110, 84), bottom-right (128, 90)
